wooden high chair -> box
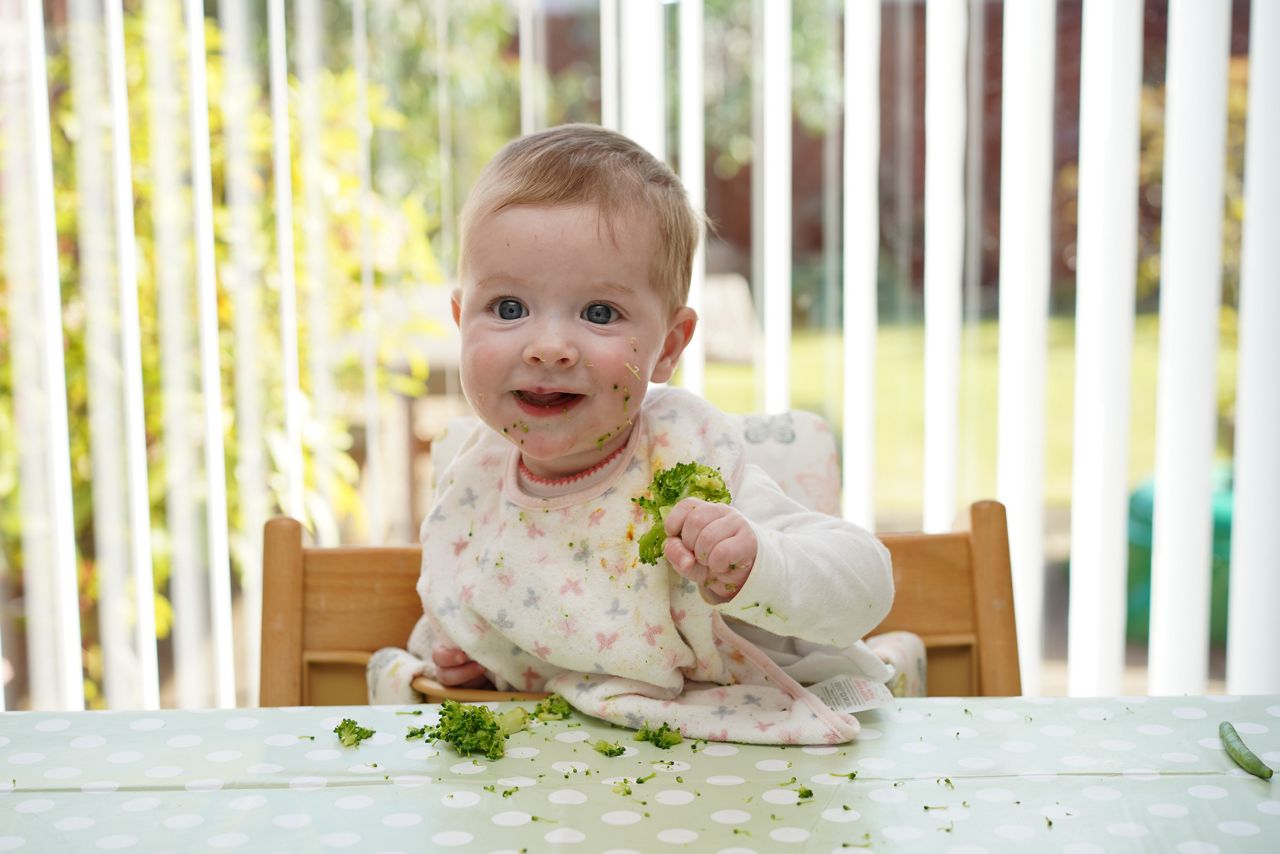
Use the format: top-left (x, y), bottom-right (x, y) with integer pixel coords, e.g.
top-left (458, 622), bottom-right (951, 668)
top-left (259, 500), bottom-right (1019, 706)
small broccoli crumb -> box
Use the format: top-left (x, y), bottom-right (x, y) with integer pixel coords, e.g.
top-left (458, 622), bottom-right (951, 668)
top-left (797, 786), bottom-right (814, 800)
top-left (532, 695), bottom-right (574, 721)
top-left (333, 719), bottom-right (375, 748)
top-left (633, 722), bottom-right (683, 749)
top-left (593, 740), bottom-right (625, 757)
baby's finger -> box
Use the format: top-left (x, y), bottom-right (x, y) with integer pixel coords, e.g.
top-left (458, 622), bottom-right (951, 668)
top-left (432, 644), bottom-right (471, 668)
top-left (690, 513), bottom-right (746, 568)
top-left (663, 538), bottom-right (707, 586)
top-left (436, 659), bottom-right (488, 688)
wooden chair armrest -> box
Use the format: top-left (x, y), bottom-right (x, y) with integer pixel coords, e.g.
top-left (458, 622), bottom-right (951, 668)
top-left (411, 675), bottom-right (551, 703)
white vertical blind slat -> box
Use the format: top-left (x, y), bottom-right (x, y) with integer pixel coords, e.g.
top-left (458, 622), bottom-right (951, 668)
top-left (184, 0), bottom-right (236, 708)
top-left (519, 0), bottom-right (538, 135)
top-left (268, 0), bottom-right (305, 522)
top-left (679, 0), bottom-right (706, 396)
top-left (105, 0), bottom-right (161, 710)
top-left (1226, 0), bottom-right (1280, 694)
top-left (599, 0), bottom-right (619, 132)
top-left (434, 0), bottom-right (455, 276)
top-left (620, 0), bottom-right (665, 162)
top-left (996, 0), bottom-right (1056, 696)
top-left (1148, 0), bottom-right (1231, 696)
top-left (761, 0), bottom-right (791, 414)
top-left (1067, 0), bottom-right (1144, 697)
top-left (0, 0), bottom-right (20, 711)
top-left (922, 0), bottom-right (965, 533)
top-left (841, 0), bottom-right (879, 529)
top-left (353, 0), bottom-right (385, 542)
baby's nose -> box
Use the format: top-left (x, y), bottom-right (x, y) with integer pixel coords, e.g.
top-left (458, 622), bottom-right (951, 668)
top-left (523, 324), bottom-right (578, 367)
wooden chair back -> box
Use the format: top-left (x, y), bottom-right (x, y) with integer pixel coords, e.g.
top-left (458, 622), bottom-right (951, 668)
top-left (259, 500), bottom-right (1019, 706)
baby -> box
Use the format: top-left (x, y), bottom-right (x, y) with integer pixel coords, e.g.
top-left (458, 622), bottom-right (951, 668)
top-left (372, 124), bottom-right (896, 744)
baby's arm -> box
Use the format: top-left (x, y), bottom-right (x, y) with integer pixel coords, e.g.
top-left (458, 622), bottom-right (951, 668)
top-left (713, 464), bottom-right (894, 649)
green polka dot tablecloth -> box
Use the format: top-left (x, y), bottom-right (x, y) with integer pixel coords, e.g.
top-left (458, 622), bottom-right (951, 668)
top-left (2, 696), bottom-right (1277, 852)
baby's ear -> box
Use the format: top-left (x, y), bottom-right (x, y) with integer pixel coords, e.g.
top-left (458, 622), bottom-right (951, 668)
top-left (450, 288), bottom-right (463, 327)
top-left (651, 306), bottom-right (697, 383)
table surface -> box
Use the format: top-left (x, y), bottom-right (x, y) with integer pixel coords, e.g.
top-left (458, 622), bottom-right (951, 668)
top-left (2, 695), bottom-right (1278, 852)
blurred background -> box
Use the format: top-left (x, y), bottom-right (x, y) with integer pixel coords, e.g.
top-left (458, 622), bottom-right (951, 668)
top-left (1, 0), bottom-right (1274, 710)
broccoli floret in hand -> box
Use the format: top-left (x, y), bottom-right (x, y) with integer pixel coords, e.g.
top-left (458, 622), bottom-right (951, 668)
top-left (633, 462), bottom-right (731, 564)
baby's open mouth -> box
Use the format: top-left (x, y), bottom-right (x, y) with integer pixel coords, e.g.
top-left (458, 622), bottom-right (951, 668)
top-left (514, 390), bottom-right (583, 410)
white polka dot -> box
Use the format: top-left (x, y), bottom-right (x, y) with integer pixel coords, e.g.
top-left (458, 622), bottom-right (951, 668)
top-left (129, 718), bottom-right (165, 732)
top-left (382, 813), bottom-right (422, 828)
top-left (868, 788), bottom-right (908, 804)
top-left (94, 835), bottom-right (138, 850)
top-left (1217, 821), bottom-right (1259, 837)
top-left (1197, 737), bottom-right (1225, 750)
top-left (1137, 723), bottom-right (1174, 736)
top-left (811, 773), bottom-right (855, 786)
top-left (1107, 822), bottom-right (1149, 838)
top-left (54, 816), bottom-right (94, 831)
top-left (0, 839), bottom-right (22, 852)
top-left (7, 753), bottom-right (44, 765)
top-left (857, 756), bottom-right (895, 772)
top-left (1257, 800), bottom-right (1280, 816)
top-left (1175, 843), bottom-right (1220, 854)
top-left (70, 735), bottom-right (106, 750)
top-left (1149, 803), bottom-right (1190, 818)
top-left (163, 815), bottom-right (203, 830)
top-left (497, 775), bottom-right (538, 788)
top-left (185, 779), bottom-right (224, 792)
top-left (769, 827), bottom-right (810, 843)
top-left (602, 810), bottom-right (643, 825)
top-left (882, 826), bottom-right (925, 841)
top-left (122, 797), bottom-right (161, 812)
top-left (335, 795), bottom-right (374, 810)
top-left (107, 751), bottom-right (142, 765)
top-left (1083, 786), bottom-right (1122, 800)
top-left (1188, 784), bottom-right (1227, 800)
top-left (691, 742), bottom-right (734, 758)
top-left (889, 709), bottom-right (925, 723)
top-left (550, 790), bottom-right (589, 805)
top-left (947, 727), bottom-right (979, 739)
top-left (958, 756), bottom-right (996, 770)
top-left (492, 811), bottom-right (532, 827)
top-left (655, 829), bottom-right (696, 844)
top-left (1263, 751), bottom-right (1280, 763)
top-left (654, 789), bottom-right (694, 806)
top-left (442, 791), bottom-right (481, 808)
top-left (1000, 741), bottom-right (1036, 753)
top-left (1100, 739), bottom-right (1135, 751)
top-left (976, 787), bottom-right (1016, 802)
top-left (430, 831), bottom-right (474, 847)
top-left (822, 807), bottom-right (860, 823)
top-left (651, 759), bottom-right (689, 773)
top-left (16, 799), bottom-right (54, 814)
top-left (391, 774), bottom-right (431, 787)
top-left (319, 832), bottom-right (361, 848)
top-left (902, 741), bottom-right (937, 754)
top-left (506, 746), bottom-right (540, 759)
top-left (305, 749), bottom-right (340, 762)
top-left (272, 814), bottom-right (311, 829)
top-left (35, 718), bottom-right (71, 732)
top-left (43, 767), bottom-right (81, 779)
top-left (1161, 751), bottom-right (1199, 764)
top-left (82, 780), bottom-right (120, 793)
top-left (403, 746), bottom-right (439, 761)
top-left (801, 745), bottom-right (838, 755)
top-left (983, 708), bottom-right (1017, 722)
top-left (1077, 706), bottom-right (1110, 721)
top-left (224, 716), bottom-right (259, 731)
top-left (543, 827), bottom-right (587, 844)
top-left (706, 775), bottom-right (744, 786)
top-left (929, 806), bottom-right (972, 822)
top-left (265, 734), bottom-right (301, 747)
top-left (762, 788), bottom-right (799, 805)
top-left (710, 809), bottom-right (751, 825)
top-left (1039, 725), bottom-right (1075, 737)
top-left (854, 727), bottom-right (882, 740)
top-left (248, 763), bottom-right (283, 775)
top-left (1172, 706), bottom-right (1207, 720)
top-left (755, 758), bottom-right (791, 772)
top-left (289, 776), bottom-right (327, 791)
top-left (993, 825), bottom-right (1036, 840)
top-left (1265, 705), bottom-right (1280, 718)
top-left (1205, 695), bottom-right (1241, 703)
top-left (207, 833), bottom-right (248, 849)
top-left (451, 761), bottom-right (486, 776)
top-left (0, 737), bottom-right (8, 749)
top-left (552, 761), bottom-right (591, 775)
top-left (1233, 721), bottom-right (1269, 735)
top-left (555, 730), bottom-right (591, 743)
top-left (166, 735), bottom-right (202, 748)
top-left (230, 795), bottom-right (266, 811)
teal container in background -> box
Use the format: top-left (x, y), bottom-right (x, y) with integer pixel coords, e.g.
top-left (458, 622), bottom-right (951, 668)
top-left (1125, 464), bottom-right (1234, 645)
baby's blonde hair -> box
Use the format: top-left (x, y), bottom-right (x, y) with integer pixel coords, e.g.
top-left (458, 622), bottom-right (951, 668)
top-left (458, 124), bottom-right (701, 314)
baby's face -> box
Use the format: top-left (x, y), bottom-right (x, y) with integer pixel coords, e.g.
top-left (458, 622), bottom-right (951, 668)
top-left (453, 203), bottom-right (693, 479)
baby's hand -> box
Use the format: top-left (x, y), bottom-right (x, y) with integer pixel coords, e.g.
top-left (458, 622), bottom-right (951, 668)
top-left (431, 644), bottom-right (490, 689)
top-left (662, 497), bottom-right (757, 603)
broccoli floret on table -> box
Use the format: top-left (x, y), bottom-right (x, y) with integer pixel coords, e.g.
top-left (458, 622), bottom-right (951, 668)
top-left (633, 722), bottom-right (683, 749)
top-left (532, 694), bottom-right (574, 721)
top-left (633, 462), bottom-right (731, 564)
top-left (418, 699), bottom-right (529, 760)
top-left (333, 718), bottom-right (375, 748)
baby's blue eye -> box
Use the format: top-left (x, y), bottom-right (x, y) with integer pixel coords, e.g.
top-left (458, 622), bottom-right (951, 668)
top-left (495, 299), bottom-right (527, 320)
top-left (582, 303), bottom-right (616, 324)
